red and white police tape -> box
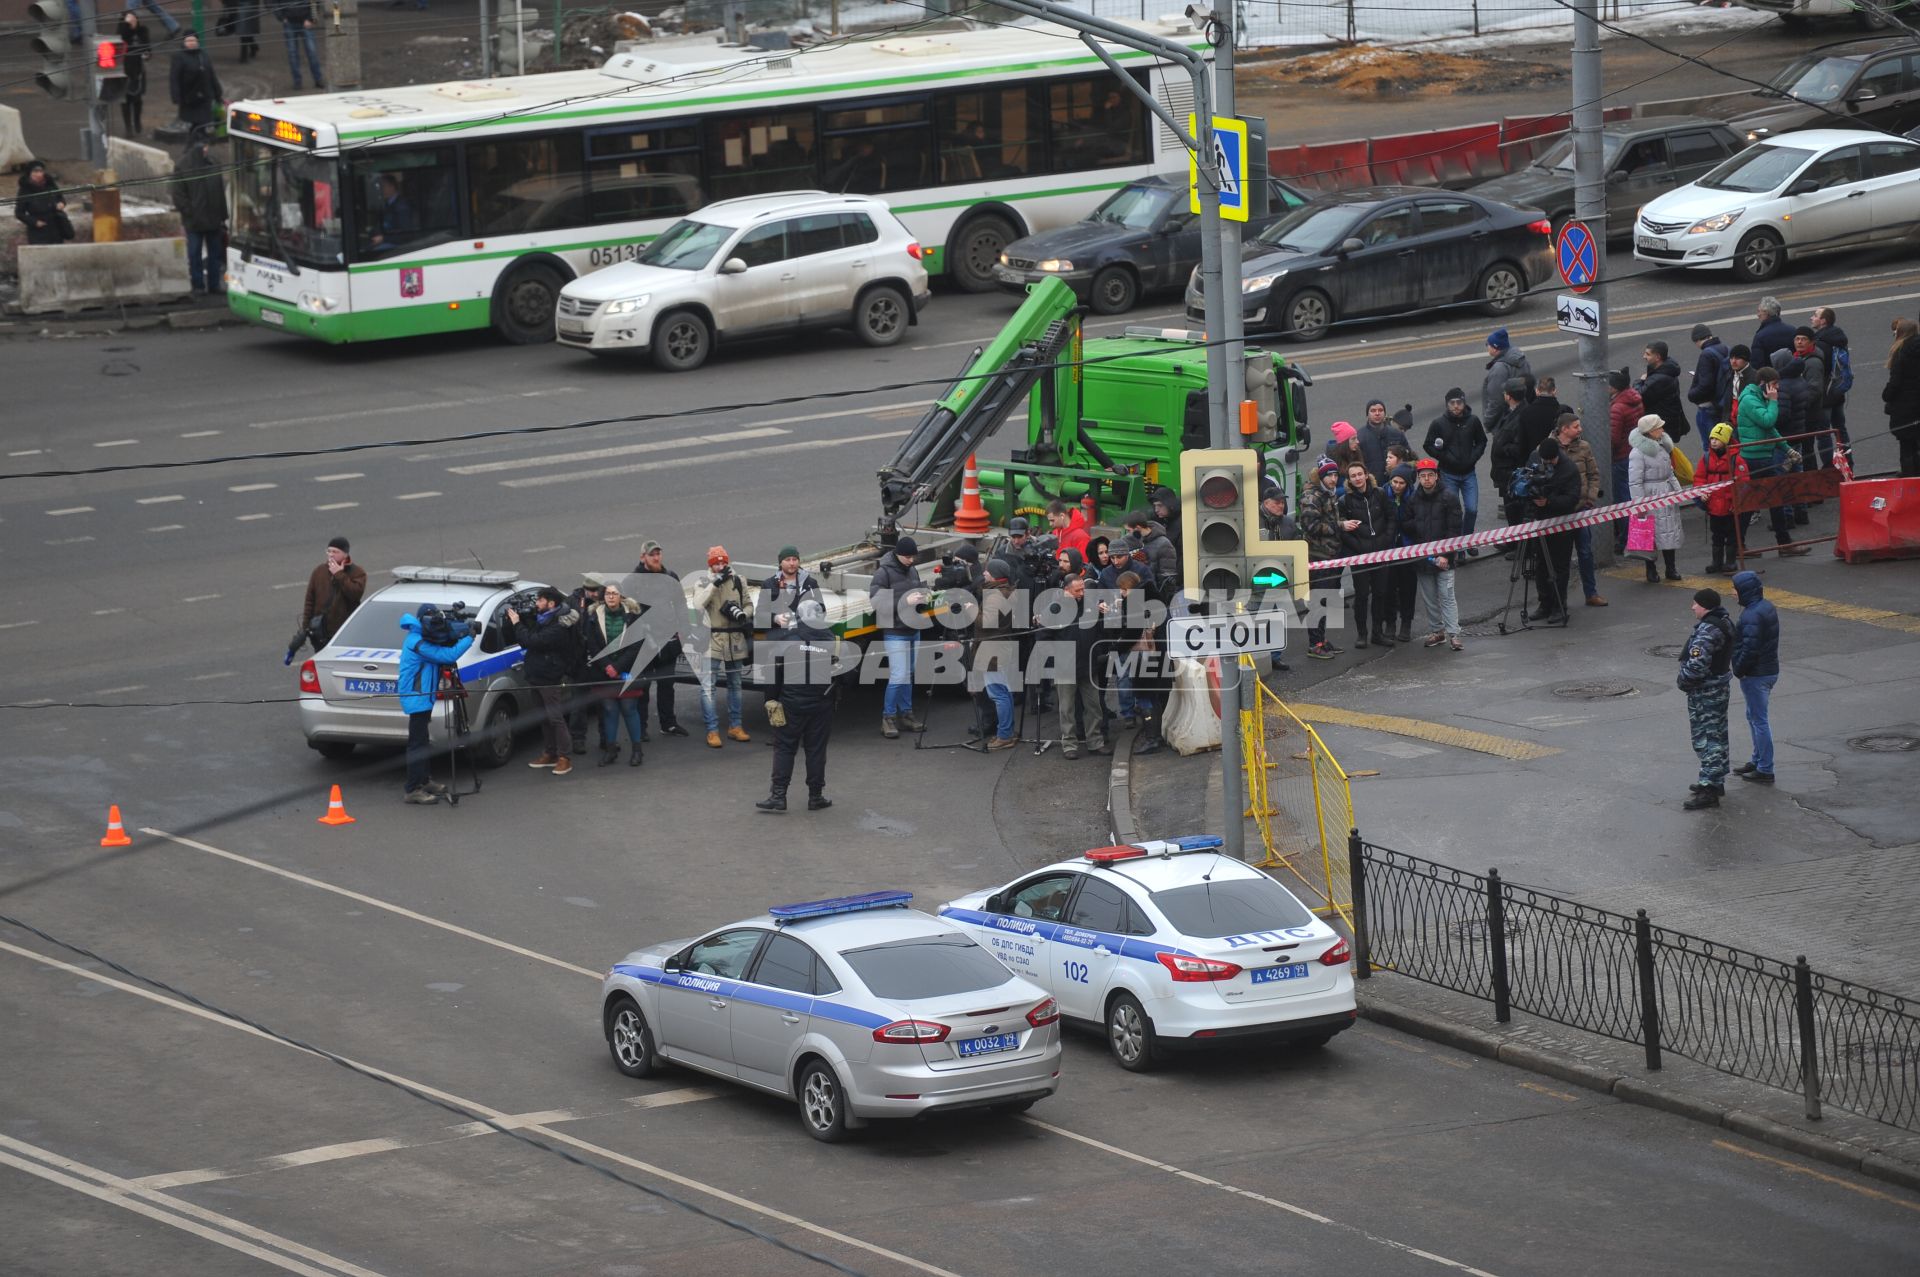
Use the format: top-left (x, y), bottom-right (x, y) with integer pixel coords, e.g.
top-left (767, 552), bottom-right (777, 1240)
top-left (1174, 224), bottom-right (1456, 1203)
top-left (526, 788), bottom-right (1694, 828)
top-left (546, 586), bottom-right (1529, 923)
top-left (1314, 481), bottom-right (1733, 573)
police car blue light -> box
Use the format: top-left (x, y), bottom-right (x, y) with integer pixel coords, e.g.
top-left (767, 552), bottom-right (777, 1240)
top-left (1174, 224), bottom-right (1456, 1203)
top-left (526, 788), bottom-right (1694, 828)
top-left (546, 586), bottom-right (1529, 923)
top-left (1166, 835), bottom-right (1225, 852)
top-left (768, 891), bottom-right (913, 923)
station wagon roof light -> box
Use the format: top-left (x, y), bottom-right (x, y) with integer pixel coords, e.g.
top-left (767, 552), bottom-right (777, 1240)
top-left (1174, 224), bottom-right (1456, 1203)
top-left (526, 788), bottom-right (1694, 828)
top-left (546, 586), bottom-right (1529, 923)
top-left (769, 890), bottom-right (913, 924)
top-left (391, 566), bottom-right (521, 587)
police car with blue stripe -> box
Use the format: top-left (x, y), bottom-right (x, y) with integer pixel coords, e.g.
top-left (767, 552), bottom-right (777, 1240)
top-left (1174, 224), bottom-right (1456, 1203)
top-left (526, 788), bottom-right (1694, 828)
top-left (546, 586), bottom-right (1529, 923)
top-left (298, 566), bottom-right (545, 766)
top-left (600, 891), bottom-right (1061, 1143)
top-left (940, 837), bottom-right (1356, 1071)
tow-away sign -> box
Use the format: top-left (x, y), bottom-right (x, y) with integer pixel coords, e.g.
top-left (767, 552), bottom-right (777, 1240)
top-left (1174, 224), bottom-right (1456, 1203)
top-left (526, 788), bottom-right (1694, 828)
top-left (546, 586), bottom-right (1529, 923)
top-left (1167, 609), bottom-right (1287, 658)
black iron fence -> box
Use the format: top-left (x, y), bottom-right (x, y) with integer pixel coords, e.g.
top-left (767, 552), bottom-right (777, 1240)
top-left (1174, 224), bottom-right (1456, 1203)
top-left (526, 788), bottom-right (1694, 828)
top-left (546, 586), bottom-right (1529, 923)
top-left (1349, 834), bottom-right (1920, 1133)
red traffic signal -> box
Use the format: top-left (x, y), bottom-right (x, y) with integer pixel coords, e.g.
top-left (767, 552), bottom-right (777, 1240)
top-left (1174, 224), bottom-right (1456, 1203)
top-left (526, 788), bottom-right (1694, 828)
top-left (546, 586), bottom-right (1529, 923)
top-left (1197, 473), bottom-right (1240, 510)
top-left (96, 37), bottom-right (122, 69)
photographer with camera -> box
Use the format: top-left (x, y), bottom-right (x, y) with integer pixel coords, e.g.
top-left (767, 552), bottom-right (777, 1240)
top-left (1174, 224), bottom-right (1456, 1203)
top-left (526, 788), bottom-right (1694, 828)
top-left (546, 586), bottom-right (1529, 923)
top-left (755, 600), bottom-right (840, 813)
top-left (289, 537), bottom-right (367, 663)
top-left (869, 536), bottom-right (929, 739)
top-left (510, 587), bottom-right (578, 776)
top-left (758, 545), bottom-right (822, 626)
top-left (398, 605), bottom-right (475, 805)
top-left (1511, 437), bottom-right (1582, 623)
top-left (584, 582), bottom-right (647, 768)
top-left (693, 546), bottom-right (755, 749)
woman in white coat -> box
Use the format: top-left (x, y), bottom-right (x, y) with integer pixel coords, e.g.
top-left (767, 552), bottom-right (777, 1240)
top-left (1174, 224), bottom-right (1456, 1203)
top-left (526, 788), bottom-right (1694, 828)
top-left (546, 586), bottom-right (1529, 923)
top-left (1628, 412), bottom-right (1685, 583)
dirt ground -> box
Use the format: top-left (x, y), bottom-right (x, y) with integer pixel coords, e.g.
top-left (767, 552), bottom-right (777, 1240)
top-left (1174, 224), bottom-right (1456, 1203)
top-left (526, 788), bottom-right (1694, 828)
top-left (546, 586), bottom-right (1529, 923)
top-left (1239, 47), bottom-right (1568, 98)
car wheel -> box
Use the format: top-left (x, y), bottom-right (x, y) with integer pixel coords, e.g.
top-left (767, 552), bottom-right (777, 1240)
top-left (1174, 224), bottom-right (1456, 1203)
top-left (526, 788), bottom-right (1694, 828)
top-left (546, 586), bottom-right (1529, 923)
top-left (1088, 265), bottom-right (1139, 315)
top-left (473, 698), bottom-right (516, 770)
top-left (1732, 230), bottom-right (1783, 283)
top-left (606, 997), bottom-right (657, 1078)
top-left (493, 263), bottom-right (563, 345)
top-left (854, 284), bottom-right (910, 347)
top-left (948, 214), bottom-right (1017, 293)
top-left (797, 1059), bottom-right (849, 1143)
top-left (1106, 992), bottom-right (1161, 1072)
top-left (651, 310), bottom-right (712, 372)
top-left (1281, 289), bottom-right (1332, 343)
top-left (1477, 261), bottom-right (1524, 315)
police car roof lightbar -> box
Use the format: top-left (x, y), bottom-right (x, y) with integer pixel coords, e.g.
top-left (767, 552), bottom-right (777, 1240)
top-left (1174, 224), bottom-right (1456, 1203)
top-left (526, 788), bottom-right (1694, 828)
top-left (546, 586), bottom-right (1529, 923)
top-left (768, 890), bottom-right (914, 924)
top-left (1083, 845), bottom-right (1149, 864)
top-left (391, 566), bottom-right (522, 587)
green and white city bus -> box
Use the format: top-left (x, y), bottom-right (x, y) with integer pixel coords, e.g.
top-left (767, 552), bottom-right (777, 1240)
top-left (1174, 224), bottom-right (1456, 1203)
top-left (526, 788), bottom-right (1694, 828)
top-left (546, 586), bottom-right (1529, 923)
top-left (223, 18), bottom-right (1204, 344)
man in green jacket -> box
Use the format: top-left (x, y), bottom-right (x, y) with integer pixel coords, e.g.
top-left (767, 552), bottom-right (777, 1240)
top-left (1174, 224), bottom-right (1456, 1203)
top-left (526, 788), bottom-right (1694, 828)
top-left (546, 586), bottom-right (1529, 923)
top-left (1732, 366), bottom-right (1808, 556)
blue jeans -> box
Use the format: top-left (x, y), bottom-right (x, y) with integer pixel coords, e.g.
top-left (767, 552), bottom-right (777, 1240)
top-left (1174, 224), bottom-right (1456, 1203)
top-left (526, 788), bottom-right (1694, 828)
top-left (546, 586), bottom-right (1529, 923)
top-left (882, 633), bottom-right (917, 717)
top-left (283, 22), bottom-right (323, 84)
top-left (1115, 673), bottom-right (1138, 718)
top-left (1739, 674), bottom-right (1777, 775)
top-left (600, 697), bottom-right (645, 745)
top-left (185, 228), bottom-right (224, 291)
top-left (1573, 525), bottom-right (1598, 599)
top-left (699, 657), bottom-right (743, 731)
top-left (125, 0), bottom-right (181, 34)
top-left (1441, 470), bottom-right (1479, 535)
top-left (984, 677), bottom-right (1014, 740)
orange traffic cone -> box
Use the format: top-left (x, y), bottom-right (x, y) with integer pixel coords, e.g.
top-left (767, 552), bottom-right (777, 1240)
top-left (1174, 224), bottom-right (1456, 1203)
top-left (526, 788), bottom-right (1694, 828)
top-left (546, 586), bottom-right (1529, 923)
top-left (317, 784), bottom-right (356, 826)
top-left (953, 453), bottom-right (991, 535)
top-left (99, 805), bottom-right (132, 847)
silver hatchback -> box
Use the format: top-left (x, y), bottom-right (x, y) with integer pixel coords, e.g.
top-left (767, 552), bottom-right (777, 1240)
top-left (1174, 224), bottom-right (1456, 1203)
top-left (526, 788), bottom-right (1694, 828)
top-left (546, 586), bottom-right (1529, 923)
top-left (600, 892), bottom-right (1062, 1142)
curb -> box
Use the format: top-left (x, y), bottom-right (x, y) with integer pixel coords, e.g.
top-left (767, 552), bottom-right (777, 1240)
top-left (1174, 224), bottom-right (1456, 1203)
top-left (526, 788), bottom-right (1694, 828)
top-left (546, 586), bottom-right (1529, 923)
top-left (0, 305), bottom-right (243, 338)
top-left (1106, 726), bottom-right (1140, 844)
top-left (1358, 991), bottom-right (1920, 1195)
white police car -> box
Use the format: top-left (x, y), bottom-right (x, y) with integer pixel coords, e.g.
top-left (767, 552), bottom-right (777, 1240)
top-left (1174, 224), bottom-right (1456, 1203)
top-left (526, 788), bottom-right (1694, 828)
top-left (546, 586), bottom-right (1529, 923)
top-left (941, 837), bottom-right (1356, 1071)
top-left (298, 566), bottom-right (545, 766)
top-left (600, 892), bottom-right (1061, 1143)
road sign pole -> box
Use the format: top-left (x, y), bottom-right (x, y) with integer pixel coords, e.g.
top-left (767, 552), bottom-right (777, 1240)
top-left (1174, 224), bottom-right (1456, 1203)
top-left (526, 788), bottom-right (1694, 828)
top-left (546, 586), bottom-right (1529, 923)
top-left (1213, 3), bottom-right (1245, 863)
top-left (1572, 0), bottom-right (1614, 569)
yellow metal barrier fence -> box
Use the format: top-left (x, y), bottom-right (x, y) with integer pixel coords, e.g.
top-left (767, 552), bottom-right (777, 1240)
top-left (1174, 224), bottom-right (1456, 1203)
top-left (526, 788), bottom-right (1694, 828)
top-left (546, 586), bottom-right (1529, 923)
top-left (1239, 657), bottom-right (1354, 930)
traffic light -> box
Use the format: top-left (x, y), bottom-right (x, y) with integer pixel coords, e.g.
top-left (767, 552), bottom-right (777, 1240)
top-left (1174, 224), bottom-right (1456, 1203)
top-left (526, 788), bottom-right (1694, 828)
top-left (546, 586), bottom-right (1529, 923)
top-left (94, 37), bottom-right (127, 102)
top-left (1180, 448), bottom-right (1258, 601)
top-left (29, 1), bottom-right (77, 100)
top-left (1246, 541), bottom-right (1309, 606)
top-left (1241, 352), bottom-right (1280, 443)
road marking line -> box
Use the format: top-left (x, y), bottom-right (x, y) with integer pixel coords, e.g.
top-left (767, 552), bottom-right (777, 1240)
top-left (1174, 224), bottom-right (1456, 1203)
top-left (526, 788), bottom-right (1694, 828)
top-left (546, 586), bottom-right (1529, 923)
top-left (522, 544), bottom-right (566, 554)
top-left (147, 524), bottom-right (184, 532)
top-left (499, 430), bottom-right (910, 489)
top-left (603, 532), bottom-right (647, 542)
top-left (45, 536), bottom-right (95, 546)
top-left (46, 506), bottom-right (94, 516)
top-left (0, 620), bottom-right (42, 630)
top-left (8, 448), bottom-right (45, 457)
top-left (136, 494), bottom-right (185, 504)
top-left (180, 429), bottom-right (222, 438)
top-left (249, 387), bottom-right (582, 430)
top-left (1606, 569), bottom-right (1920, 636)
top-left (446, 426), bottom-right (787, 475)
top-left (92, 438), bottom-right (140, 448)
top-left (0, 938), bottom-right (960, 1277)
top-left (271, 581), bottom-right (306, 589)
top-left (230, 482), bottom-right (279, 492)
top-left (1022, 1117), bottom-right (1500, 1275)
top-left (237, 513), bottom-right (273, 521)
top-left (95, 685), bottom-right (146, 695)
top-left (1289, 703), bottom-right (1560, 761)
top-left (182, 593), bottom-right (221, 603)
top-left (1518, 1081), bottom-right (1579, 1102)
top-left (92, 608), bottom-right (126, 616)
top-left (315, 502), bottom-right (360, 511)
top-left (394, 491), bottom-right (441, 500)
top-left (191, 671), bottom-right (236, 681)
top-left (1711, 1139), bottom-right (1920, 1213)
top-left (144, 829), bottom-right (603, 979)
top-left (0, 1143), bottom-right (379, 1277)
top-left (312, 473), bottom-right (363, 482)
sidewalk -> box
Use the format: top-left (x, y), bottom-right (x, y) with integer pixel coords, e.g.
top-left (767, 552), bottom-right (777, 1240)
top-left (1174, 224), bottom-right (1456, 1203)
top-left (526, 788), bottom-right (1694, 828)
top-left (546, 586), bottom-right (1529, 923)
top-left (1116, 497), bottom-right (1920, 1191)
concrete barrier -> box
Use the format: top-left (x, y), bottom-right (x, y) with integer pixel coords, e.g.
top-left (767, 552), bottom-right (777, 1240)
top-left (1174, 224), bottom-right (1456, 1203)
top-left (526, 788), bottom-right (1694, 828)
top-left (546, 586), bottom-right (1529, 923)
top-left (0, 104), bottom-right (31, 172)
top-left (106, 137), bottom-right (176, 195)
top-left (18, 238), bottom-right (193, 314)
top-left (2, 198), bottom-right (181, 278)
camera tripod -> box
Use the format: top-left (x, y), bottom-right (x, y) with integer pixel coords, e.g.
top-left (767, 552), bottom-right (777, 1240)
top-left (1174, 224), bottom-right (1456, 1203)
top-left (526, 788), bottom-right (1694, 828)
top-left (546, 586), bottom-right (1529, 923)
top-left (435, 669), bottom-right (482, 805)
top-left (1495, 536), bottom-right (1571, 635)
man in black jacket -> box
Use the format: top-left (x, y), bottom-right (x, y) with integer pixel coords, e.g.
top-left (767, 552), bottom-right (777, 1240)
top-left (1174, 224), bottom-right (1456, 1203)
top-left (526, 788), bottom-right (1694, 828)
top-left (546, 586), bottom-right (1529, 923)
top-left (510, 587), bottom-right (578, 775)
top-left (171, 132), bottom-right (227, 295)
top-left (565, 576), bottom-right (607, 756)
top-left (629, 541), bottom-right (689, 737)
top-left (1521, 438), bottom-right (1582, 623)
top-left (1424, 388), bottom-right (1486, 535)
top-left (868, 536), bottom-right (928, 738)
top-left (168, 32), bottom-right (223, 130)
top-left (1636, 344), bottom-right (1689, 442)
top-left (1337, 462), bottom-right (1398, 648)
top-left (755, 603), bottom-right (839, 812)
top-left (1487, 377), bottom-right (1534, 497)
top-left (1404, 460), bottom-right (1464, 648)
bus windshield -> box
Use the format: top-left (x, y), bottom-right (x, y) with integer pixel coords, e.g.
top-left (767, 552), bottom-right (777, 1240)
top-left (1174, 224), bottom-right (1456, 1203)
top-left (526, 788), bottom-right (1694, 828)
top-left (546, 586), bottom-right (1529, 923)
top-left (231, 139), bottom-right (345, 268)
top-left (637, 219), bottom-right (733, 270)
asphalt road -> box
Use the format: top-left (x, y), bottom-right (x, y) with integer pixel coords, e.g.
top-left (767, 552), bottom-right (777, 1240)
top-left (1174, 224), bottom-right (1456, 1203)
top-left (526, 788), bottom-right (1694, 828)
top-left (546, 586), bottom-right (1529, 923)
top-left (5, 244), bottom-right (1920, 1273)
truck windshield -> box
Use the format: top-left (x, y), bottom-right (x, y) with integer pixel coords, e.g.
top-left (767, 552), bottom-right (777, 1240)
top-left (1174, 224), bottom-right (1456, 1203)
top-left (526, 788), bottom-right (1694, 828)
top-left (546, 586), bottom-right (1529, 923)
top-left (1088, 183), bottom-right (1175, 229)
top-left (638, 218), bottom-right (733, 270)
top-left (231, 138), bottom-right (345, 268)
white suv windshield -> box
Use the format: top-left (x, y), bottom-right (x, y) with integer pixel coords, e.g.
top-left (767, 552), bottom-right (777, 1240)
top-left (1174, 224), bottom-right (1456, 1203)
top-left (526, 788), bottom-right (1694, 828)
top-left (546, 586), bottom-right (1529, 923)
top-left (638, 219), bottom-right (733, 270)
top-left (1697, 144), bottom-right (1815, 194)
top-left (1767, 56), bottom-right (1859, 105)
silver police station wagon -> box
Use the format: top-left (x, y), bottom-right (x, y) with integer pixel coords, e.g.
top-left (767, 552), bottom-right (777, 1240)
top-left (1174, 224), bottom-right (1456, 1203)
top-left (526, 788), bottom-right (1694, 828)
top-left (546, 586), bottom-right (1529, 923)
top-left (600, 892), bottom-right (1062, 1142)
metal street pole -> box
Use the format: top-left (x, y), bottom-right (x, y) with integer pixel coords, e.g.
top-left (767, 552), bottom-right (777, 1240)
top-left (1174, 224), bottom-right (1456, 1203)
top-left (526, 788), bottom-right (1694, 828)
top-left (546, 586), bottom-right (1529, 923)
top-left (1572, 0), bottom-right (1613, 566)
top-left (480, 0), bottom-right (493, 77)
top-left (84, 0), bottom-right (106, 166)
top-left (1212, 2), bottom-right (1246, 861)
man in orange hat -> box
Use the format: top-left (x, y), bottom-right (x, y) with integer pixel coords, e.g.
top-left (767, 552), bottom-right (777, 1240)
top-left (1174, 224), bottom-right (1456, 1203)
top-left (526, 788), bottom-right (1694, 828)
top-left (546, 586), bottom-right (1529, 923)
top-left (692, 546), bottom-right (754, 748)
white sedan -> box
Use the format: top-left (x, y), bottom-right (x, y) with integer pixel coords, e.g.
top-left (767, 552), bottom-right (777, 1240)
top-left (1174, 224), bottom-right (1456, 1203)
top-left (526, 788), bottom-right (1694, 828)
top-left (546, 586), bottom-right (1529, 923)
top-left (1632, 128), bottom-right (1920, 282)
top-left (941, 837), bottom-right (1356, 1072)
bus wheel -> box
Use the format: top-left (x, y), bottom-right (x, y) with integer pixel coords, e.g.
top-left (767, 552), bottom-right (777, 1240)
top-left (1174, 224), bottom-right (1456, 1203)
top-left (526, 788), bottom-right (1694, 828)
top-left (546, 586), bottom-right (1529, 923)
top-left (652, 310), bottom-right (712, 372)
top-left (493, 263), bottom-right (563, 344)
top-left (948, 214), bottom-right (1015, 293)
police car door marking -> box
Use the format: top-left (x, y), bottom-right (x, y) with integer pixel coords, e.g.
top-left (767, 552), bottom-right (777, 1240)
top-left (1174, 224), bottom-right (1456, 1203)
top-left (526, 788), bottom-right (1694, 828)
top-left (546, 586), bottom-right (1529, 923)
top-left (613, 962), bottom-right (888, 1029)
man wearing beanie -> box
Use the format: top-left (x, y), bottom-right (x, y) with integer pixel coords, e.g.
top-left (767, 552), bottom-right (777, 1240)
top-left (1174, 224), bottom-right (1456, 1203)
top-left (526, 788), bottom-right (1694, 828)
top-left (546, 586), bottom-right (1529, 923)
top-left (1297, 459), bottom-right (1347, 658)
top-left (759, 545), bottom-right (821, 625)
top-left (1481, 327), bottom-right (1532, 423)
top-left (1520, 436), bottom-right (1581, 623)
top-left (1358, 397), bottom-right (1409, 480)
top-left (298, 535), bottom-right (368, 652)
top-left (692, 546), bottom-right (754, 749)
top-left (1424, 387), bottom-right (1487, 537)
top-left (1688, 323), bottom-right (1732, 435)
top-left (868, 535), bottom-right (928, 738)
top-left (1676, 588), bottom-right (1736, 810)
top-left (630, 540), bottom-right (689, 737)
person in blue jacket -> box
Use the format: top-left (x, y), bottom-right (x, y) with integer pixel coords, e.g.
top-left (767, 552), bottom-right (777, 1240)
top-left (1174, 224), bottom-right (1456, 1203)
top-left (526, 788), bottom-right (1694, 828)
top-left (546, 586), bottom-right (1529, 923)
top-left (398, 607), bottom-right (474, 805)
top-left (1729, 570), bottom-right (1781, 786)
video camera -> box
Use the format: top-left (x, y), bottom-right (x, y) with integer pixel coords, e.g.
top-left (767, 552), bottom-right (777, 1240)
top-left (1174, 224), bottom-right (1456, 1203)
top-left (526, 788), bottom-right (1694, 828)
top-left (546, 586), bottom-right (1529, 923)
top-left (933, 551), bottom-right (976, 592)
top-left (418, 600), bottom-right (481, 647)
top-left (1507, 459), bottom-right (1551, 504)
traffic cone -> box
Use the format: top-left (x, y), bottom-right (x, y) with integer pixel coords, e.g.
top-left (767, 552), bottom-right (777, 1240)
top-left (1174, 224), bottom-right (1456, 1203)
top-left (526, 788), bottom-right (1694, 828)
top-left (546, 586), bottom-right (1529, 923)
top-left (99, 805), bottom-right (132, 848)
top-left (954, 453), bottom-right (991, 535)
top-left (317, 784), bottom-right (356, 826)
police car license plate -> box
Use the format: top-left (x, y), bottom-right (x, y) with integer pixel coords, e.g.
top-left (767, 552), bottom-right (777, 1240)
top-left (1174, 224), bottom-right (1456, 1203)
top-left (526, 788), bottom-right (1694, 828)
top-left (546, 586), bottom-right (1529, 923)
top-left (344, 678), bottom-right (397, 695)
top-left (1251, 964), bottom-right (1310, 984)
top-left (1635, 235), bottom-right (1666, 253)
top-left (957, 1032), bottom-right (1021, 1057)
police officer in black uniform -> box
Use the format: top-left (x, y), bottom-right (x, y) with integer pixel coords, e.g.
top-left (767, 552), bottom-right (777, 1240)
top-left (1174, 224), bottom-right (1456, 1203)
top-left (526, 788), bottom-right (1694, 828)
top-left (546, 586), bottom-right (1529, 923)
top-left (755, 599), bottom-right (839, 812)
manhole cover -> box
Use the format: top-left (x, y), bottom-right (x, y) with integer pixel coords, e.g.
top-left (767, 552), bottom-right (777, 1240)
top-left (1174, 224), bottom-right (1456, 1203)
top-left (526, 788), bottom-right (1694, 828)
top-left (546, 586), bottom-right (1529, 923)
top-left (1848, 733), bottom-right (1919, 753)
top-left (1552, 681), bottom-right (1638, 701)
top-left (1449, 917), bottom-right (1525, 943)
top-left (1841, 1040), bottom-right (1913, 1067)
top-left (1647, 643), bottom-right (1685, 659)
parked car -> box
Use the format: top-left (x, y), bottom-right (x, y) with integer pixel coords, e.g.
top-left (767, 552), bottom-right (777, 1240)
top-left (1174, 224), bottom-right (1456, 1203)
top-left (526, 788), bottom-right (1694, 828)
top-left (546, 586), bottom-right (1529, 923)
top-left (1467, 116), bottom-right (1743, 239)
top-left (554, 191), bottom-right (931, 371)
top-left (994, 173), bottom-right (1308, 314)
top-left (1729, 0), bottom-right (1914, 32)
top-left (1695, 37), bottom-right (1920, 143)
top-left (1187, 186), bottom-right (1555, 343)
top-left (1633, 127), bottom-right (1920, 281)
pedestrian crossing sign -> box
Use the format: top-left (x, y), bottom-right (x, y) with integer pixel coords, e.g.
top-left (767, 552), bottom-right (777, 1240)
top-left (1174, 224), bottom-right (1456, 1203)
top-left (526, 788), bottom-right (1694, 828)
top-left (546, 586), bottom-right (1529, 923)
top-left (1188, 114), bottom-right (1249, 223)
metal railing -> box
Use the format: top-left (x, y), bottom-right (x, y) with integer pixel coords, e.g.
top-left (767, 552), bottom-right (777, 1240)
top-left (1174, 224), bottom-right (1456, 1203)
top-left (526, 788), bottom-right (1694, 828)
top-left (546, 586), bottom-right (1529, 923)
top-left (1350, 836), bottom-right (1920, 1132)
top-left (1241, 675), bottom-right (1354, 929)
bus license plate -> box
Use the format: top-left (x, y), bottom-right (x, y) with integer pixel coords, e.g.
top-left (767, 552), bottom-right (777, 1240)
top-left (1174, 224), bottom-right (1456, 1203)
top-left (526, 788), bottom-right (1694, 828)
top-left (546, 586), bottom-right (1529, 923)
top-left (259, 307), bottom-right (285, 326)
top-left (343, 678), bottom-right (396, 695)
top-left (1251, 964), bottom-right (1309, 984)
top-left (957, 1033), bottom-right (1020, 1057)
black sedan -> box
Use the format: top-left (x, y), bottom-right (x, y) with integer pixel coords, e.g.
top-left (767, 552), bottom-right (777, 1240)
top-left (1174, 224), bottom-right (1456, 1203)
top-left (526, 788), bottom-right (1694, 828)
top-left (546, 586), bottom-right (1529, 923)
top-left (995, 173), bottom-right (1307, 314)
top-left (1467, 116), bottom-right (1743, 239)
top-left (1186, 186), bottom-right (1556, 343)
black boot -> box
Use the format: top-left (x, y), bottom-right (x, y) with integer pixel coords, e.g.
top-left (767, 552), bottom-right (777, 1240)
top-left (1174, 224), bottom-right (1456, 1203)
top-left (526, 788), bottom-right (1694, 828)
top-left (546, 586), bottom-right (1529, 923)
top-left (1663, 550), bottom-right (1682, 581)
top-left (629, 745), bottom-right (644, 767)
top-left (1645, 559), bottom-right (1660, 583)
top-left (756, 787), bottom-right (788, 812)
top-left (598, 744), bottom-right (620, 766)
top-left (1373, 626), bottom-right (1395, 647)
top-left (807, 791), bottom-right (832, 811)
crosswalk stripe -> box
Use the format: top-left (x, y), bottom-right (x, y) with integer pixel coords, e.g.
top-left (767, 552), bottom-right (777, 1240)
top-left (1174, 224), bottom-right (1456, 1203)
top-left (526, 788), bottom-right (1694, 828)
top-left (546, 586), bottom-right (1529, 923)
top-left (499, 430), bottom-right (910, 489)
top-left (446, 426), bottom-right (786, 476)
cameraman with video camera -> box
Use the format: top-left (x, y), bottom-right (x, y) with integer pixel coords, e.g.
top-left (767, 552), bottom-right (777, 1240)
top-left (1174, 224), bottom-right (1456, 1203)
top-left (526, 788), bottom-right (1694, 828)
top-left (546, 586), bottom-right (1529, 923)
top-left (398, 604), bottom-right (475, 805)
top-left (289, 536), bottom-right (367, 663)
top-left (510, 587), bottom-right (579, 776)
top-left (1509, 437), bottom-right (1582, 623)
top-left (693, 546), bottom-right (755, 749)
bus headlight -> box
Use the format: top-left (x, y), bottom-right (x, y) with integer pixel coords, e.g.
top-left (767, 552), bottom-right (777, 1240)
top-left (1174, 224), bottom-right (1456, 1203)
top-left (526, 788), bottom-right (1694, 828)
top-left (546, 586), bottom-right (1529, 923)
top-left (297, 291), bottom-right (339, 312)
top-left (603, 295), bottom-right (651, 316)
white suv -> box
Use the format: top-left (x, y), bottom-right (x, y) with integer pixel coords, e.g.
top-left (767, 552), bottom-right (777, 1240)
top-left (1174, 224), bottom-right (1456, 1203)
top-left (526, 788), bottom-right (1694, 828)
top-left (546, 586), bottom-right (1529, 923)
top-left (554, 192), bottom-right (931, 371)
